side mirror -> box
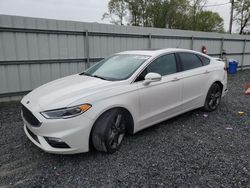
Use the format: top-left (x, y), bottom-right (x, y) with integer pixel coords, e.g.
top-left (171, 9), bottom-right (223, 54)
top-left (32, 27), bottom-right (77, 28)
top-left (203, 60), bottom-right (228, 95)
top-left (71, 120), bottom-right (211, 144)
top-left (143, 72), bottom-right (162, 85)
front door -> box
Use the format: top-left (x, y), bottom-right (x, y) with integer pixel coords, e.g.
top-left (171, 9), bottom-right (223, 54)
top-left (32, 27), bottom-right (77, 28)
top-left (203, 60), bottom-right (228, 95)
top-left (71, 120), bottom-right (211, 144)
top-left (134, 53), bottom-right (182, 130)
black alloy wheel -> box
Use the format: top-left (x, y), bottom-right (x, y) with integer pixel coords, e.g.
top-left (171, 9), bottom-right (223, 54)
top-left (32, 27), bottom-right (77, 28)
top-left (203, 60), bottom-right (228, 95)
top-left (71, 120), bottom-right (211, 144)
top-left (107, 113), bottom-right (126, 150)
top-left (92, 109), bottom-right (127, 153)
top-left (204, 83), bottom-right (222, 111)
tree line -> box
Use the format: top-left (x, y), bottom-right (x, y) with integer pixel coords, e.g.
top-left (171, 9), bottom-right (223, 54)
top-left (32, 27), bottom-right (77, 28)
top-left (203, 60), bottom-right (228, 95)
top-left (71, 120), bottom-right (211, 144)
top-left (103, 0), bottom-right (250, 34)
top-left (102, 0), bottom-right (225, 33)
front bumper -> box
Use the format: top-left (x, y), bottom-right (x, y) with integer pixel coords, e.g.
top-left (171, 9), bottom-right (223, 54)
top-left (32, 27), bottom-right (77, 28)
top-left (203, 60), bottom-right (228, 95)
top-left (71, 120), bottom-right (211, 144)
top-left (22, 112), bottom-right (94, 154)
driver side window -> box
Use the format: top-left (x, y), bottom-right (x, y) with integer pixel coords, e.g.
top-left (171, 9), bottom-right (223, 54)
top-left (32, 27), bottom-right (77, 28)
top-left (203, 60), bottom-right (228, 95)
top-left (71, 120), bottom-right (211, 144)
top-left (135, 53), bottom-right (177, 82)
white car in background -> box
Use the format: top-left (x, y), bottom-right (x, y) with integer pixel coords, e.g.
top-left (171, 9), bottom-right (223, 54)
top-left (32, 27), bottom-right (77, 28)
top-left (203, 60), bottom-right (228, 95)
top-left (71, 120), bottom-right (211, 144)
top-left (21, 48), bottom-right (227, 154)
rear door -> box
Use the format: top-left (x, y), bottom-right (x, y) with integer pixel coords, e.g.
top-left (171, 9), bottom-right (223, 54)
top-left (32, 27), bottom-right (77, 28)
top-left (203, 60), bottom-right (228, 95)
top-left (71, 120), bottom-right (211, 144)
top-left (176, 52), bottom-right (209, 111)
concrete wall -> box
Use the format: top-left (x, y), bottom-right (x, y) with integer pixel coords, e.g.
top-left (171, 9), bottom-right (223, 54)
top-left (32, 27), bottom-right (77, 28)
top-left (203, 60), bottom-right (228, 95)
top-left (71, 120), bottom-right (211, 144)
top-left (0, 15), bottom-right (250, 101)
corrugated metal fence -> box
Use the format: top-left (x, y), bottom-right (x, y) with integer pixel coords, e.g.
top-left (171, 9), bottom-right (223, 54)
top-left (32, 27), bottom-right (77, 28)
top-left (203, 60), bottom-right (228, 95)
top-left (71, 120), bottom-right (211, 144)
top-left (0, 15), bottom-right (250, 101)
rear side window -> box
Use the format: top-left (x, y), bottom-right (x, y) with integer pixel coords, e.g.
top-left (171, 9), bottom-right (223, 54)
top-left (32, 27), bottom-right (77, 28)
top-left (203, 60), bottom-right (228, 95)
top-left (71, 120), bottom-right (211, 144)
top-left (198, 55), bottom-right (210, 66)
top-left (147, 53), bottom-right (177, 76)
top-left (179, 53), bottom-right (203, 71)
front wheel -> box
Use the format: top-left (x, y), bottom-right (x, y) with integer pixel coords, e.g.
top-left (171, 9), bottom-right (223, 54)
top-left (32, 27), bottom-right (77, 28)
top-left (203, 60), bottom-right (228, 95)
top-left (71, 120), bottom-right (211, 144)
top-left (91, 109), bottom-right (126, 153)
top-left (203, 83), bottom-right (222, 111)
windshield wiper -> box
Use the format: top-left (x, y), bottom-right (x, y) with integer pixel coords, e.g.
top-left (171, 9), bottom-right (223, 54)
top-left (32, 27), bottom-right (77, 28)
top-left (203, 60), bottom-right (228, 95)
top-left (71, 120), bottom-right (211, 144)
top-left (92, 75), bottom-right (107, 80)
top-left (79, 71), bottom-right (91, 76)
top-left (80, 72), bottom-right (107, 80)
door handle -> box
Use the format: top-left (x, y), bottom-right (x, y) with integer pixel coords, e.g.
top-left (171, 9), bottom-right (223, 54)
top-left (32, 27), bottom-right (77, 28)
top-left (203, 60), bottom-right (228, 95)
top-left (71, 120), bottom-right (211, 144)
top-left (171, 77), bottom-right (180, 82)
top-left (204, 70), bottom-right (210, 74)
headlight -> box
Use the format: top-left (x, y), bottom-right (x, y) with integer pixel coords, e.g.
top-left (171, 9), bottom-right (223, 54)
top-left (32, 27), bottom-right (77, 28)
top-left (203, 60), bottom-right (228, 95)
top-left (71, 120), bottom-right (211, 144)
top-left (40, 104), bottom-right (92, 119)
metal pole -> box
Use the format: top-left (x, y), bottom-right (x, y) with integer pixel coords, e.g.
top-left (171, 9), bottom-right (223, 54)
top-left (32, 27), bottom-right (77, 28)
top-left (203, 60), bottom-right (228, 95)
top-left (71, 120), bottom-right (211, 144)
top-left (229, 0), bottom-right (234, 34)
top-left (85, 30), bottom-right (90, 68)
top-left (220, 38), bottom-right (224, 58)
top-left (191, 35), bottom-right (194, 50)
top-left (148, 33), bottom-right (152, 49)
top-left (241, 39), bottom-right (246, 70)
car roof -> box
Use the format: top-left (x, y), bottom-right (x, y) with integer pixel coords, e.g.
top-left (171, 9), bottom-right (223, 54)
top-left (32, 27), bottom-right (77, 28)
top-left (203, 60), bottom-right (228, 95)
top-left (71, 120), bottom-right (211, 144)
top-left (117, 48), bottom-right (201, 57)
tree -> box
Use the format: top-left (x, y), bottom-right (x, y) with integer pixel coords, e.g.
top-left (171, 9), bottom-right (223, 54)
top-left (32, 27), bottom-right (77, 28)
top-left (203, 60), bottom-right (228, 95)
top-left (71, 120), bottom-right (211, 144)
top-left (125, 0), bottom-right (141, 26)
top-left (125, 0), bottom-right (151, 26)
top-left (126, 0), bottom-right (190, 28)
top-left (195, 11), bottom-right (225, 32)
top-left (147, 0), bottom-right (166, 27)
top-left (165, 0), bottom-right (190, 29)
top-left (102, 0), bottom-right (128, 25)
top-left (234, 0), bottom-right (250, 34)
top-left (189, 0), bottom-right (208, 30)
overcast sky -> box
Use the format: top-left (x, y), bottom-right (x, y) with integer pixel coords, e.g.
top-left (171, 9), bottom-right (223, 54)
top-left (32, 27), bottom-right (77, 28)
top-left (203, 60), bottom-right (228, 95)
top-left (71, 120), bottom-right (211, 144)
top-left (0, 0), bottom-right (236, 32)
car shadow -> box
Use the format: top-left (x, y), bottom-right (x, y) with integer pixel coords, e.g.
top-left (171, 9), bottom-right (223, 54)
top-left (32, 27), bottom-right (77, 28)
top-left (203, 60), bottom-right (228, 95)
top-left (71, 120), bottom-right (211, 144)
top-left (22, 104), bottom-right (224, 161)
top-left (39, 108), bottom-right (205, 159)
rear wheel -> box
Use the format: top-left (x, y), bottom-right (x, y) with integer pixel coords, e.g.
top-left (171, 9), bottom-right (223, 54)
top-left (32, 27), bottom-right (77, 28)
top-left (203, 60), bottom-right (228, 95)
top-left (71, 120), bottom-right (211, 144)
top-left (203, 83), bottom-right (222, 111)
top-left (91, 109), bottom-right (126, 153)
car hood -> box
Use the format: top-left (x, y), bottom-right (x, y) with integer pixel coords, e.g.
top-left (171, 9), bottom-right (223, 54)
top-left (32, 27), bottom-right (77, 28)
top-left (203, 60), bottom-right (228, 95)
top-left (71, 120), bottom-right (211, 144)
top-left (21, 74), bottom-right (115, 111)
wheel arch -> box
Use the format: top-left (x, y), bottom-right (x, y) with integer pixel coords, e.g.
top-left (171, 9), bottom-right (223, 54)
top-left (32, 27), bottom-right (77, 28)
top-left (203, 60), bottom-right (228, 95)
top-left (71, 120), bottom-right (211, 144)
top-left (203, 80), bottom-right (223, 111)
top-left (202, 79), bottom-right (224, 106)
top-left (205, 75), bottom-right (224, 94)
top-left (88, 106), bottom-right (135, 150)
top-left (213, 80), bottom-right (223, 92)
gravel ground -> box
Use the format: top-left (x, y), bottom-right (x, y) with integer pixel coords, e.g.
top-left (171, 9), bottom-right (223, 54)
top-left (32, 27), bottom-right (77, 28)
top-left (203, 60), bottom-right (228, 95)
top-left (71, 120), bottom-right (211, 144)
top-left (0, 70), bottom-right (250, 187)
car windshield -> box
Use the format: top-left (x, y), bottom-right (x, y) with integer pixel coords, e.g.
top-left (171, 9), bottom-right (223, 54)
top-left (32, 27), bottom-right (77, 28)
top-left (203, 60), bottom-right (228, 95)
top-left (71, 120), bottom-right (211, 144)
top-left (81, 54), bottom-right (150, 81)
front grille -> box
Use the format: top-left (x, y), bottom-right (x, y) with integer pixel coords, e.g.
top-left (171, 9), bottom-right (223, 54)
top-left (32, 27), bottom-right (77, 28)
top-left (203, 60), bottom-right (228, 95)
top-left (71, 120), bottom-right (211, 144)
top-left (26, 126), bottom-right (40, 144)
top-left (22, 105), bottom-right (41, 127)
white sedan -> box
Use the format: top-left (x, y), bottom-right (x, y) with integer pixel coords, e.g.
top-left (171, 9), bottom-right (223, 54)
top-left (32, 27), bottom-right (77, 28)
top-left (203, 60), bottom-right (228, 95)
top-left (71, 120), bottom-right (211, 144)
top-left (21, 48), bottom-right (227, 154)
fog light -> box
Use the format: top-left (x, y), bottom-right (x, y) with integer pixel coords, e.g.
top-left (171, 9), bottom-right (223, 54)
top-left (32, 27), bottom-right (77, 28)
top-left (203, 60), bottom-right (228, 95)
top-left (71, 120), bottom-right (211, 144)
top-left (44, 137), bottom-right (70, 148)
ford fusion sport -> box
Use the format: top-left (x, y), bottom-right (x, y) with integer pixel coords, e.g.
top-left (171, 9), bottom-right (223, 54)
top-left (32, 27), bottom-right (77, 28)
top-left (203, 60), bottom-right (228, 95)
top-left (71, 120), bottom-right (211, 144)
top-left (21, 48), bottom-right (227, 154)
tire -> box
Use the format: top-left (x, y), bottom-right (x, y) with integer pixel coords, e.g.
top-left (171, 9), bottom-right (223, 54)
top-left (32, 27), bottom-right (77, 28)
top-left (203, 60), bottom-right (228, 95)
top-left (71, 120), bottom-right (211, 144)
top-left (91, 109), bottom-right (127, 153)
top-left (203, 83), bottom-right (222, 112)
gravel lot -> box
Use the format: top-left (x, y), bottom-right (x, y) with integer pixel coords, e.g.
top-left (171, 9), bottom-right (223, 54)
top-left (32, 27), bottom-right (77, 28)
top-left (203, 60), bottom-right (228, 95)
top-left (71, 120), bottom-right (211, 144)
top-left (0, 70), bottom-right (250, 187)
